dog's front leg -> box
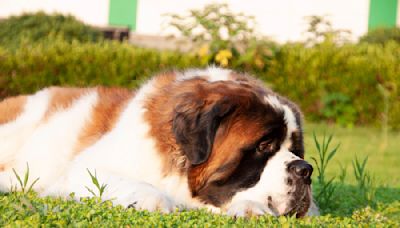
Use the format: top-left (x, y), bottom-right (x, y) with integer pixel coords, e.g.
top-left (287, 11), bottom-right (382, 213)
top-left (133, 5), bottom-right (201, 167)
top-left (225, 200), bottom-right (277, 217)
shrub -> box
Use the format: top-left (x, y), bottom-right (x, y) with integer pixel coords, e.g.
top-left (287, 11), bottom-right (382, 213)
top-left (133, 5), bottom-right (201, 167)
top-left (265, 41), bottom-right (400, 129)
top-left (304, 15), bottom-right (351, 45)
top-left (0, 12), bottom-right (103, 49)
top-left (360, 27), bottom-right (400, 44)
top-left (164, 3), bottom-right (277, 71)
top-left (0, 39), bottom-right (399, 129)
top-left (164, 3), bottom-right (256, 54)
top-left (0, 40), bottom-right (203, 98)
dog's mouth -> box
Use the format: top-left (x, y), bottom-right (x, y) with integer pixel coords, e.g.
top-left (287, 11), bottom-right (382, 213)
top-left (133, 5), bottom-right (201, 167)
top-left (284, 186), bottom-right (312, 218)
top-left (268, 185), bottom-right (312, 218)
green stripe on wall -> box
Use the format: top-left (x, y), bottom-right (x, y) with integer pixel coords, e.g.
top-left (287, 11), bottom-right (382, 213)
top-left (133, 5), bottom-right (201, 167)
top-left (109, 0), bottom-right (138, 31)
top-left (368, 0), bottom-right (398, 30)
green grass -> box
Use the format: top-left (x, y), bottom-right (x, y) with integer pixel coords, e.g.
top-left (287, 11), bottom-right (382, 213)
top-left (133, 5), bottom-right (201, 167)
top-left (0, 193), bottom-right (398, 227)
top-left (0, 123), bottom-right (399, 226)
top-left (304, 123), bottom-right (400, 187)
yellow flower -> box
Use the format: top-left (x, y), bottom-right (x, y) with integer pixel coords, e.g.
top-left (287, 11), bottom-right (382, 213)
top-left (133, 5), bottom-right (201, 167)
top-left (215, 49), bottom-right (232, 67)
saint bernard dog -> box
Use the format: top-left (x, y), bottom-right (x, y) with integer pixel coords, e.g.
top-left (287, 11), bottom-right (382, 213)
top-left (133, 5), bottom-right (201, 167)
top-left (0, 67), bottom-right (318, 217)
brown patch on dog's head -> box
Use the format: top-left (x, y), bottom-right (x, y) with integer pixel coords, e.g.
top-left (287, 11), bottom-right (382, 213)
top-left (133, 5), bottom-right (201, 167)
top-left (74, 87), bottom-right (134, 154)
top-left (0, 95), bottom-right (27, 124)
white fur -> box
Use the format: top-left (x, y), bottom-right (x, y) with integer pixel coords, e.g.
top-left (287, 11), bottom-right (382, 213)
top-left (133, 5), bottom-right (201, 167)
top-left (227, 200), bottom-right (276, 217)
top-left (0, 92), bottom-right (97, 192)
top-left (282, 105), bottom-right (298, 149)
top-left (116, 182), bottom-right (176, 213)
top-left (265, 95), bottom-right (283, 110)
top-left (282, 106), bottom-right (298, 135)
top-left (180, 66), bottom-right (232, 82)
top-left (0, 90), bottom-right (50, 165)
top-left (264, 95), bottom-right (298, 148)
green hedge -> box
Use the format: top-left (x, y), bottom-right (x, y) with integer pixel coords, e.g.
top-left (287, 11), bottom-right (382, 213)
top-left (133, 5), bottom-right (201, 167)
top-left (0, 12), bottom-right (103, 49)
top-left (0, 40), bottom-right (203, 97)
top-left (360, 27), bottom-right (400, 44)
top-left (265, 41), bottom-right (400, 128)
top-left (0, 40), bottom-right (399, 129)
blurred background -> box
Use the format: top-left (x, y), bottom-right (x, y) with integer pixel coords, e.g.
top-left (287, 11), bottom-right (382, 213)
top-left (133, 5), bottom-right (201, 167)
top-left (1, 0), bottom-right (399, 42)
top-left (0, 0), bottom-right (399, 214)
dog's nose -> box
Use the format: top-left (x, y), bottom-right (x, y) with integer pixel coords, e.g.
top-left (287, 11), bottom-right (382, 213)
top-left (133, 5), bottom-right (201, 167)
top-left (288, 160), bottom-right (313, 179)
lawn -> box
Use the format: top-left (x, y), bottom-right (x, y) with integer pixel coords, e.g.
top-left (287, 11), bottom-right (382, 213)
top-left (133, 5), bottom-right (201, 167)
top-left (304, 123), bottom-right (400, 187)
top-left (0, 123), bottom-right (399, 226)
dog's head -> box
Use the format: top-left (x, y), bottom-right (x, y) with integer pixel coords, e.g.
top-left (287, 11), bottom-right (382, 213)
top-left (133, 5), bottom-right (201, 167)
top-left (172, 76), bottom-right (313, 217)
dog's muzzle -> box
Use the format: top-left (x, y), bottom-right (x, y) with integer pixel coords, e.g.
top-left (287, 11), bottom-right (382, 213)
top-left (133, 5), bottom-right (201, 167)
top-left (284, 159), bottom-right (313, 217)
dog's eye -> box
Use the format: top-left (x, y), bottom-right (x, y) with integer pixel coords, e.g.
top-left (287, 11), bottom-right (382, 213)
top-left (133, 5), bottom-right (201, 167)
top-left (257, 140), bottom-right (274, 154)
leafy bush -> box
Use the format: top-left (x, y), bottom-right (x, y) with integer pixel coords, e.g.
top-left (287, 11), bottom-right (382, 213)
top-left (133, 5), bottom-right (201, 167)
top-left (321, 93), bottom-right (357, 127)
top-left (360, 27), bottom-right (400, 44)
top-left (164, 3), bottom-right (277, 70)
top-left (0, 38), bottom-right (399, 129)
top-left (0, 39), bottom-right (202, 98)
top-left (165, 3), bottom-right (256, 50)
top-left (304, 15), bottom-right (351, 45)
top-left (266, 41), bottom-right (400, 129)
top-left (0, 12), bottom-right (103, 49)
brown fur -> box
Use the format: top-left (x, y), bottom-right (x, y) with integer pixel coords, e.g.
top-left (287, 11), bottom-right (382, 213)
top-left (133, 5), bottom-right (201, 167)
top-left (144, 72), bottom-right (186, 174)
top-left (74, 87), bottom-right (134, 154)
top-left (44, 87), bottom-right (90, 120)
top-left (0, 95), bottom-right (27, 124)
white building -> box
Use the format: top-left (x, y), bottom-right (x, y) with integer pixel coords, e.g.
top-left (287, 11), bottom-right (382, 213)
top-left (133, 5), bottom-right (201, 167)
top-left (0, 0), bottom-right (399, 42)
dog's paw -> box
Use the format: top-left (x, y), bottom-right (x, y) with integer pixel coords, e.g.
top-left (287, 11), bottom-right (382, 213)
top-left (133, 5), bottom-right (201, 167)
top-left (226, 200), bottom-right (276, 217)
top-left (97, 180), bottom-right (177, 213)
top-left (122, 185), bottom-right (176, 213)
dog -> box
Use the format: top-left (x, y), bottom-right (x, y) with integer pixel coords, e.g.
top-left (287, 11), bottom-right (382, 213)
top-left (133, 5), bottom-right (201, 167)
top-left (0, 67), bottom-right (317, 217)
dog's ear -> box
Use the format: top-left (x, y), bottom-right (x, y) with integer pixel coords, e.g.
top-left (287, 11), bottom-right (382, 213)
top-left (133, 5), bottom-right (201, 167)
top-left (173, 93), bottom-right (235, 165)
